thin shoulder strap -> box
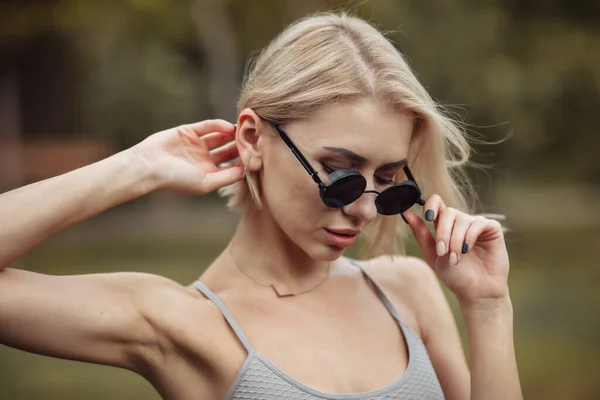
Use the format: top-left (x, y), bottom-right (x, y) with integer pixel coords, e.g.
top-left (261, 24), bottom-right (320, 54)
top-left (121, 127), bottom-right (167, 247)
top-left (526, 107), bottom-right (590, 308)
top-left (193, 280), bottom-right (253, 353)
top-left (347, 259), bottom-right (403, 326)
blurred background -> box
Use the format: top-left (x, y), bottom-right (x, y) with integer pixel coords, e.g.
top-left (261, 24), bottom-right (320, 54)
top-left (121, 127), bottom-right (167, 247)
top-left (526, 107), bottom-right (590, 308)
top-left (1, 0), bottom-right (599, 399)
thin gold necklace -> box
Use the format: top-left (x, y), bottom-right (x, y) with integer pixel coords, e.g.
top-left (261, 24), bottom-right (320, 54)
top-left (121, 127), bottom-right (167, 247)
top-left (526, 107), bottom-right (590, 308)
top-left (228, 247), bottom-right (330, 298)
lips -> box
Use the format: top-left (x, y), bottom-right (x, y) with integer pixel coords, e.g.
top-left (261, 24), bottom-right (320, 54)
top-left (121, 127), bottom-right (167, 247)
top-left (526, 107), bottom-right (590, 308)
top-left (326, 228), bottom-right (361, 236)
top-left (324, 228), bottom-right (360, 248)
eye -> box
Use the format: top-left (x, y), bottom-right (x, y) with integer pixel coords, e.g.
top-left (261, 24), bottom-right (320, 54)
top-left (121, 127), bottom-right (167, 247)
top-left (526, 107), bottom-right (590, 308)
top-left (320, 162), bottom-right (336, 175)
top-left (375, 176), bottom-right (395, 186)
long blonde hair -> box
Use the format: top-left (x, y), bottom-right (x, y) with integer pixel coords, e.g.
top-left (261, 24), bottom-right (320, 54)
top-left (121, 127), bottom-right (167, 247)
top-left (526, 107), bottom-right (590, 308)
top-left (220, 12), bottom-right (476, 257)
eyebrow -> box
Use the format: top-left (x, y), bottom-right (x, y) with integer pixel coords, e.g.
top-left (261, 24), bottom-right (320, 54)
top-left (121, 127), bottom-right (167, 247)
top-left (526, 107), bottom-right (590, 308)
top-left (322, 146), bottom-right (407, 169)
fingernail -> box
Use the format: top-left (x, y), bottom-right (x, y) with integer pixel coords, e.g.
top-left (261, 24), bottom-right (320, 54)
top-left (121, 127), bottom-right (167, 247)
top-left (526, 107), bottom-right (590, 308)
top-left (425, 209), bottom-right (434, 221)
top-left (449, 251), bottom-right (458, 265)
top-left (436, 241), bottom-right (447, 257)
top-left (462, 241), bottom-right (469, 254)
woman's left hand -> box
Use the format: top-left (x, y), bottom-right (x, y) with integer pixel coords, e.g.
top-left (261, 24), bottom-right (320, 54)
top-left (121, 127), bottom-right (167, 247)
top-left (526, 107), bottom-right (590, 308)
top-left (403, 194), bottom-right (509, 308)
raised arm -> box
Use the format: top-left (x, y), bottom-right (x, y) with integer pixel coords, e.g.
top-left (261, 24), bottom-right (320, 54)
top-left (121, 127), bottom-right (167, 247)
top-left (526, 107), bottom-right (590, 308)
top-left (0, 148), bottom-right (154, 267)
top-left (0, 119), bottom-right (243, 372)
top-left (404, 197), bottom-right (522, 400)
top-left (0, 119), bottom-right (241, 268)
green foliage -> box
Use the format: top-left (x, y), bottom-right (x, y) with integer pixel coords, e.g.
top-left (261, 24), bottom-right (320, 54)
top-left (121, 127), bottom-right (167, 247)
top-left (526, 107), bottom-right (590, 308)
top-left (2, 0), bottom-right (598, 183)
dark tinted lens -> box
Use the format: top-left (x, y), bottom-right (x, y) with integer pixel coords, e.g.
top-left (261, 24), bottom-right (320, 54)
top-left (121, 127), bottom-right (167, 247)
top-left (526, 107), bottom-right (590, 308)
top-left (321, 173), bottom-right (366, 208)
top-left (375, 184), bottom-right (420, 215)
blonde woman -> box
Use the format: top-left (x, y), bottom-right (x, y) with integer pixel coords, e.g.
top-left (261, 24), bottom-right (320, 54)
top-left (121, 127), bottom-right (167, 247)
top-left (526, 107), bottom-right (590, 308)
top-left (0, 13), bottom-right (521, 400)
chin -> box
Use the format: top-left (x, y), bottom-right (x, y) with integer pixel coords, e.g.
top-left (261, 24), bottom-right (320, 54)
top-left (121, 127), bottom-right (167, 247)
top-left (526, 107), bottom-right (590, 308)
top-left (304, 242), bottom-right (346, 262)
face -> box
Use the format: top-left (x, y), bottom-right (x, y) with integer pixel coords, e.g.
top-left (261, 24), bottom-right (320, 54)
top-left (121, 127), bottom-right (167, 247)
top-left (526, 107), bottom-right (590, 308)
top-left (241, 99), bottom-right (414, 262)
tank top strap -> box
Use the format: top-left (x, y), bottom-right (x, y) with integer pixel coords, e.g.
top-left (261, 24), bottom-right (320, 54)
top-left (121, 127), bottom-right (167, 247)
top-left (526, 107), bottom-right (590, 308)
top-left (193, 280), bottom-right (253, 353)
top-left (347, 258), bottom-right (404, 326)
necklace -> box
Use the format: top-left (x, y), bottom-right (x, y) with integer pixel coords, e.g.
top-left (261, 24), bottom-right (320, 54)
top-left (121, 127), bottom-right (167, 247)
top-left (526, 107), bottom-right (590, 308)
top-left (228, 247), bottom-right (330, 298)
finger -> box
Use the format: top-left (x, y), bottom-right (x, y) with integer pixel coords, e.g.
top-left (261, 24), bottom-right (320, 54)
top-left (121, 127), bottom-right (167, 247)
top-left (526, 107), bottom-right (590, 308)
top-left (422, 194), bottom-right (446, 223)
top-left (403, 211), bottom-right (437, 267)
top-left (210, 141), bottom-right (239, 165)
top-left (434, 207), bottom-right (458, 258)
top-left (202, 165), bottom-right (244, 192)
top-left (185, 119), bottom-right (235, 137)
top-left (464, 217), bottom-right (504, 251)
top-left (448, 214), bottom-right (473, 265)
top-left (201, 130), bottom-right (237, 150)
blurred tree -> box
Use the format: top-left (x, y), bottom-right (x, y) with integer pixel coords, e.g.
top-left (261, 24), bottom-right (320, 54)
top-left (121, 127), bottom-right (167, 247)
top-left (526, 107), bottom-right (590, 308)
top-left (0, 0), bottom-right (598, 181)
top-left (192, 0), bottom-right (240, 121)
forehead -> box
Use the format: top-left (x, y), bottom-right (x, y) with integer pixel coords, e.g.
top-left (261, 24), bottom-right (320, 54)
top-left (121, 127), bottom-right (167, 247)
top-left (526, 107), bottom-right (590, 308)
top-left (287, 99), bottom-right (413, 161)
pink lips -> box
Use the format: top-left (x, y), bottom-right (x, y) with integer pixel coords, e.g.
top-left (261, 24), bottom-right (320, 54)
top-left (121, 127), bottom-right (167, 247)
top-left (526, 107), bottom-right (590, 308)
top-left (324, 228), bottom-right (360, 248)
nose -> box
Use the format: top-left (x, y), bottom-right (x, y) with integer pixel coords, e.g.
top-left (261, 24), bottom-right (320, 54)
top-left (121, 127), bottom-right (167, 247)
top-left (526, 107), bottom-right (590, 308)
top-left (341, 186), bottom-right (378, 222)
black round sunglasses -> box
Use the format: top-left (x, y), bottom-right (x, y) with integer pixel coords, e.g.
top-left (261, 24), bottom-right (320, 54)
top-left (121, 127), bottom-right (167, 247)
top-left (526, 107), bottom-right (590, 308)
top-left (269, 121), bottom-right (425, 216)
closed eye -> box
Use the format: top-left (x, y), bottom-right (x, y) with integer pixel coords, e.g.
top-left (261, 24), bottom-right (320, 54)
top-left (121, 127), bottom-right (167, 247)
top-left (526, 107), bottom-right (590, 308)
top-left (375, 176), bottom-right (395, 186)
top-left (320, 162), bottom-right (336, 175)
top-left (321, 162), bottom-right (394, 186)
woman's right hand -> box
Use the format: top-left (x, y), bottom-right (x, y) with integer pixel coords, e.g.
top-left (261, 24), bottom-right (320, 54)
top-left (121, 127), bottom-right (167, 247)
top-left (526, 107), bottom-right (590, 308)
top-left (132, 119), bottom-right (244, 194)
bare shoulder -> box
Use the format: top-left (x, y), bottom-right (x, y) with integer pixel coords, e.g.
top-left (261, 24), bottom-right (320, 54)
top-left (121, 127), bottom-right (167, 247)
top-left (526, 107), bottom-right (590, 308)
top-left (144, 276), bottom-right (237, 379)
top-left (359, 255), bottom-right (451, 340)
top-left (362, 255), bottom-right (438, 289)
top-left (132, 275), bottom-right (230, 362)
top-left (361, 255), bottom-right (443, 303)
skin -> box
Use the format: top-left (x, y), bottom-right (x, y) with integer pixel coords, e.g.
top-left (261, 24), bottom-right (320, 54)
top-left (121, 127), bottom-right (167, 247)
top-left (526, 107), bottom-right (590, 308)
top-left (0, 99), bottom-right (522, 399)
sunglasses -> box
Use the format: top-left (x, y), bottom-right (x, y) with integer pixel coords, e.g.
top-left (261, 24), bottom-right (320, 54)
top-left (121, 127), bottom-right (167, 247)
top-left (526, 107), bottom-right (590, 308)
top-left (268, 121), bottom-right (425, 216)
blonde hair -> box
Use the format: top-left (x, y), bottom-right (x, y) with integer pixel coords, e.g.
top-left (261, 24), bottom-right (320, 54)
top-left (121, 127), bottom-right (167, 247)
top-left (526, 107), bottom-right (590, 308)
top-left (219, 12), bottom-right (476, 257)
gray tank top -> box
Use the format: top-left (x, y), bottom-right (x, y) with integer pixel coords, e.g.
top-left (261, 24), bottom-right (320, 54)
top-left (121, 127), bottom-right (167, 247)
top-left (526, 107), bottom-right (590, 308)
top-left (193, 260), bottom-right (445, 400)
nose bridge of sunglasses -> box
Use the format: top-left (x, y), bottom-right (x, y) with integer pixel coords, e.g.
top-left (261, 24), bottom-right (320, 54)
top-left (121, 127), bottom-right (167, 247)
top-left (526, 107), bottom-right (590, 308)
top-left (363, 189), bottom-right (380, 196)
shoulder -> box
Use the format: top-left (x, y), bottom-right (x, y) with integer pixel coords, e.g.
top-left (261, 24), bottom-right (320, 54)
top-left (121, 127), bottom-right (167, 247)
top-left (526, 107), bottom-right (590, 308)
top-left (358, 255), bottom-right (452, 342)
top-left (110, 272), bottom-right (192, 317)
top-left (362, 255), bottom-right (439, 291)
top-left (116, 273), bottom-right (228, 368)
top-left (360, 255), bottom-right (443, 307)
top-left (117, 272), bottom-right (216, 317)
top-left (134, 274), bottom-right (228, 341)
top-left (116, 274), bottom-right (244, 391)
top-left (359, 257), bottom-right (470, 398)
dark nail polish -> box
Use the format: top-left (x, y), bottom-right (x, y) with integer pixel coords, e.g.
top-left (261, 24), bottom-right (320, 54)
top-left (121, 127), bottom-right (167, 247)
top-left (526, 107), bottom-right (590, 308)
top-left (401, 213), bottom-right (408, 224)
top-left (461, 241), bottom-right (469, 254)
top-left (425, 209), bottom-right (434, 221)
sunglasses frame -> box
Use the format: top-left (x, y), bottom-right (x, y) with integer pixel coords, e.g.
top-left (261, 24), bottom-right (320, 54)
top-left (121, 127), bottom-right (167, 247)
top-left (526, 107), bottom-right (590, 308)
top-left (268, 120), bottom-right (426, 215)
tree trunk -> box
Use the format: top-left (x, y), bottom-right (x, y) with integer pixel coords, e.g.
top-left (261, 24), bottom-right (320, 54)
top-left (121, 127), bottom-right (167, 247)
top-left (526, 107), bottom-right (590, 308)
top-left (191, 0), bottom-right (240, 121)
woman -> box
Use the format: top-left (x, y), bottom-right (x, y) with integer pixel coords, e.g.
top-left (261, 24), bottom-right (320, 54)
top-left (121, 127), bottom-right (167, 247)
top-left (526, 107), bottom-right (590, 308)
top-left (0, 13), bottom-right (521, 400)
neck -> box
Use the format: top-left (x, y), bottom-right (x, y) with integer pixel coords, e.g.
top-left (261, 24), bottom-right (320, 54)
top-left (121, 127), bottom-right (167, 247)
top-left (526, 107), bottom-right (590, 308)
top-left (225, 204), bottom-right (330, 294)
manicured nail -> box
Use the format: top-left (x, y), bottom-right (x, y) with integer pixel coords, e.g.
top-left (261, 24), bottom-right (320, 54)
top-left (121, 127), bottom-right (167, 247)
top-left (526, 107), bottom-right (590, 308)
top-left (462, 241), bottom-right (469, 254)
top-left (436, 241), bottom-right (447, 257)
top-left (449, 251), bottom-right (458, 265)
top-left (425, 209), bottom-right (434, 221)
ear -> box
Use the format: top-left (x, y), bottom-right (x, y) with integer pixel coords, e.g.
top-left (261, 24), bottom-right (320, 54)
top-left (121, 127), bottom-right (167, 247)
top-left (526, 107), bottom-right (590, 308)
top-left (236, 108), bottom-right (264, 173)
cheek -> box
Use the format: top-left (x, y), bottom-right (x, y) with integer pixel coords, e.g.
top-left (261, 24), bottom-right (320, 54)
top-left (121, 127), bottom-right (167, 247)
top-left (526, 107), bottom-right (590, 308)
top-left (260, 156), bottom-right (326, 231)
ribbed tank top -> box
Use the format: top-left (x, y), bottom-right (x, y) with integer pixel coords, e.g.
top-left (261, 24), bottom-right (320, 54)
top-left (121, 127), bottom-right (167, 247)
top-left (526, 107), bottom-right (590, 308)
top-left (193, 260), bottom-right (445, 400)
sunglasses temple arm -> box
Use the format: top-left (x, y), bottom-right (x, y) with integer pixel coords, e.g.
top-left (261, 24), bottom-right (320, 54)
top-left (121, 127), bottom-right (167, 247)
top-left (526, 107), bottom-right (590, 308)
top-left (403, 165), bottom-right (418, 186)
top-left (400, 213), bottom-right (409, 224)
top-left (274, 124), bottom-right (324, 186)
top-left (404, 165), bottom-right (426, 207)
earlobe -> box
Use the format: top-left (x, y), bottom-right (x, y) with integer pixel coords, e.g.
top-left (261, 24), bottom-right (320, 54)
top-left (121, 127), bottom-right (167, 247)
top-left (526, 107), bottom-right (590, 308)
top-left (243, 153), bottom-right (262, 174)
